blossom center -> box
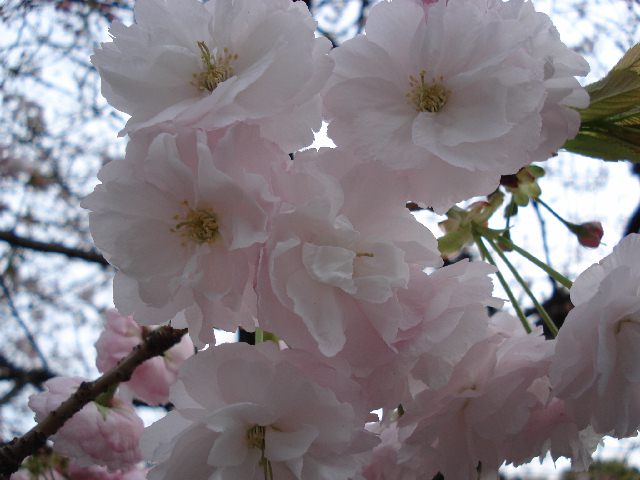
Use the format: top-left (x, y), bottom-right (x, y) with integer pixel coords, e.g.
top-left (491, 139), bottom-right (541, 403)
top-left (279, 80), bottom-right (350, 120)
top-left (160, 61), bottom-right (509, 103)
top-left (615, 317), bottom-right (636, 335)
top-left (247, 425), bottom-right (274, 480)
top-left (171, 203), bottom-right (219, 244)
top-left (406, 70), bottom-right (449, 113)
top-left (193, 41), bottom-right (238, 93)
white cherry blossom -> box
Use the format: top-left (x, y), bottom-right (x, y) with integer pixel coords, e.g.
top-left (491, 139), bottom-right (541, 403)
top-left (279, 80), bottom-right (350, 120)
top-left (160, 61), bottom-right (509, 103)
top-left (142, 342), bottom-right (375, 480)
top-left (550, 234), bottom-right (640, 437)
top-left (92, 0), bottom-right (333, 151)
top-left (82, 126), bottom-right (286, 344)
top-left (324, 0), bottom-right (589, 211)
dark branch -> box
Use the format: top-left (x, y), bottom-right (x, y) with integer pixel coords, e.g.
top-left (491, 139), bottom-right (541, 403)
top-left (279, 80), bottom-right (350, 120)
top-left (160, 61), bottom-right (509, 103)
top-left (0, 326), bottom-right (187, 477)
top-left (0, 230), bottom-right (109, 266)
top-left (0, 353), bottom-right (54, 386)
top-left (0, 352), bottom-right (56, 407)
top-left (356, 0), bottom-right (370, 33)
top-left (625, 203), bottom-right (640, 236)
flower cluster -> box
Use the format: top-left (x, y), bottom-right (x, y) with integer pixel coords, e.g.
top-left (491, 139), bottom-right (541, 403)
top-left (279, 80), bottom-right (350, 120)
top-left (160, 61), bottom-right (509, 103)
top-left (28, 0), bottom-right (640, 478)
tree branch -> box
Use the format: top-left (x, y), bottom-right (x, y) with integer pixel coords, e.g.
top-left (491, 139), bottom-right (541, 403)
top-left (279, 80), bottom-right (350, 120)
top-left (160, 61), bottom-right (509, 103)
top-left (0, 230), bottom-right (109, 266)
top-left (0, 353), bottom-right (54, 386)
top-left (0, 352), bottom-right (56, 408)
top-left (0, 325), bottom-right (188, 478)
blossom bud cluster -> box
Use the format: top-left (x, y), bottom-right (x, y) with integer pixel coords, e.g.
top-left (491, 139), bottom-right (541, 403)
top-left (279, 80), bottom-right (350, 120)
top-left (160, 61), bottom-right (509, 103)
top-left (28, 0), bottom-right (640, 477)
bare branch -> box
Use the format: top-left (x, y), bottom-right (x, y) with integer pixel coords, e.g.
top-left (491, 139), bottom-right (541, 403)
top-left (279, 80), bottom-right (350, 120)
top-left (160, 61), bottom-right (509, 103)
top-left (0, 325), bottom-right (188, 477)
top-left (0, 230), bottom-right (109, 266)
top-left (0, 353), bottom-right (54, 386)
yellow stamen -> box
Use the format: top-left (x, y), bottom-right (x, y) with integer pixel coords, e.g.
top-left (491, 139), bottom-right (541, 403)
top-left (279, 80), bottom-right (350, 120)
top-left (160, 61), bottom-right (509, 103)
top-left (247, 425), bottom-right (274, 480)
top-left (171, 202), bottom-right (219, 245)
top-left (615, 318), bottom-right (634, 335)
top-left (192, 41), bottom-right (237, 93)
top-left (406, 70), bottom-right (449, 113)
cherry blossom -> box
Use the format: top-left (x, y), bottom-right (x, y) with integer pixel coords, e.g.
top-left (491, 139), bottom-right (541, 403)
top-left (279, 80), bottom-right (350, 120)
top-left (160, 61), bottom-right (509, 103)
top-left (142, 342), bottom-right (375, 480)
top-left (341, 260), bottom-right (500, 410)
top-left (82, 126), bottom-right (286, 344)
top-left (91, 0), bottom-right (332, 151)
top-left (356, 421), bottom-right (420, 480)
top-left (323, 0), bottom-right (589, 211)
top-left (257, 149), bottom-right (442, 358)
top-left (399, 328), bottom-right (554, 478)
top-left (550, 234), bottom-right (640, 437)
top-left (504, 398), bottom-right (601, 472)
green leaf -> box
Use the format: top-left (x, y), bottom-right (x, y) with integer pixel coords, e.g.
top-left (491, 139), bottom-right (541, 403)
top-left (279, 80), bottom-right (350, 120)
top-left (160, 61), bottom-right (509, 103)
top-left (611, 42), bottom-right (640, 71)
top-left (564, 43), bottom-right (640, 163)
top-left (582, 70), bottom-right (640, 122)
top-left (564, 130), bottom-right (640, 163)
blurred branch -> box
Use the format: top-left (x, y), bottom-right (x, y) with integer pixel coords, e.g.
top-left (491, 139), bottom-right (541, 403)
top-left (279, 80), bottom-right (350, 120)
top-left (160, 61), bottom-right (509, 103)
top-left (0, 353), bottom-right (53, 386)
top-left (0, 353), bottom-right (55, 407)
top-left (356, 0), bottom-right (369, 33)
top-left (626, 203), bottom-right (640, 235)
top-left (625, 164), bottom-right (640, 235)
top-left (0, 275), bottom-right (49, 370)
top-left (0, 230), bottom-right (109, 266)
top-left (317, 25), bottom-right (338, 48)
top-left (532, 200), bottom-right (557, 291)
top-left (0, 325), bottom-right (188, 477)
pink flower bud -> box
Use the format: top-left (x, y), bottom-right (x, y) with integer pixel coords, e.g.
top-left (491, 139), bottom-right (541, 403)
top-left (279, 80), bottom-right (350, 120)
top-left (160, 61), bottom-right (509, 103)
top-left (95, 310), bottom-right (194, 406)
top-left (28, 377), bottom-right (144, 471)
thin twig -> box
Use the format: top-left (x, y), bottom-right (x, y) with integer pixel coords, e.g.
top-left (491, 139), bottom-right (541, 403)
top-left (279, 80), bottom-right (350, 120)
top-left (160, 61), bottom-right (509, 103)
top-left (356, 0), bottom-right (370, 33)
top-left (532, 200), bottom-right (557, 291)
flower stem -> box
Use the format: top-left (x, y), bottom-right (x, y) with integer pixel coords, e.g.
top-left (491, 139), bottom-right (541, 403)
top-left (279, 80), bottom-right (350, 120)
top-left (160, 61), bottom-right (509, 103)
top-left (473, 234), bottom-right (532, 334)
top-left (483, 235), bottom-right (559, 337)
top-left (535, 198), bottom-right (571, 228)
top-left (255, 327), bottom-right (264, 344)
top-left (475, 225), bottom-right (573, 289)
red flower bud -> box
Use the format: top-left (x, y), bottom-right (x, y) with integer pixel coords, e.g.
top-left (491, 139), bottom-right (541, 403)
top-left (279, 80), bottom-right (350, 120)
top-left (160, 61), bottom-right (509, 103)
top-left (572, 221), bottom-right (604, 248)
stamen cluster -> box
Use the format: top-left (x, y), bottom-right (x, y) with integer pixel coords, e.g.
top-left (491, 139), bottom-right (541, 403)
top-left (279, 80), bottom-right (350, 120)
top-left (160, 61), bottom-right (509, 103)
top-left (171, 202), bottom-right (219, 245)
top-left (193, 41), bottom-right (238, 93)
top-left (406, 70), bottom-right (449, 113)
